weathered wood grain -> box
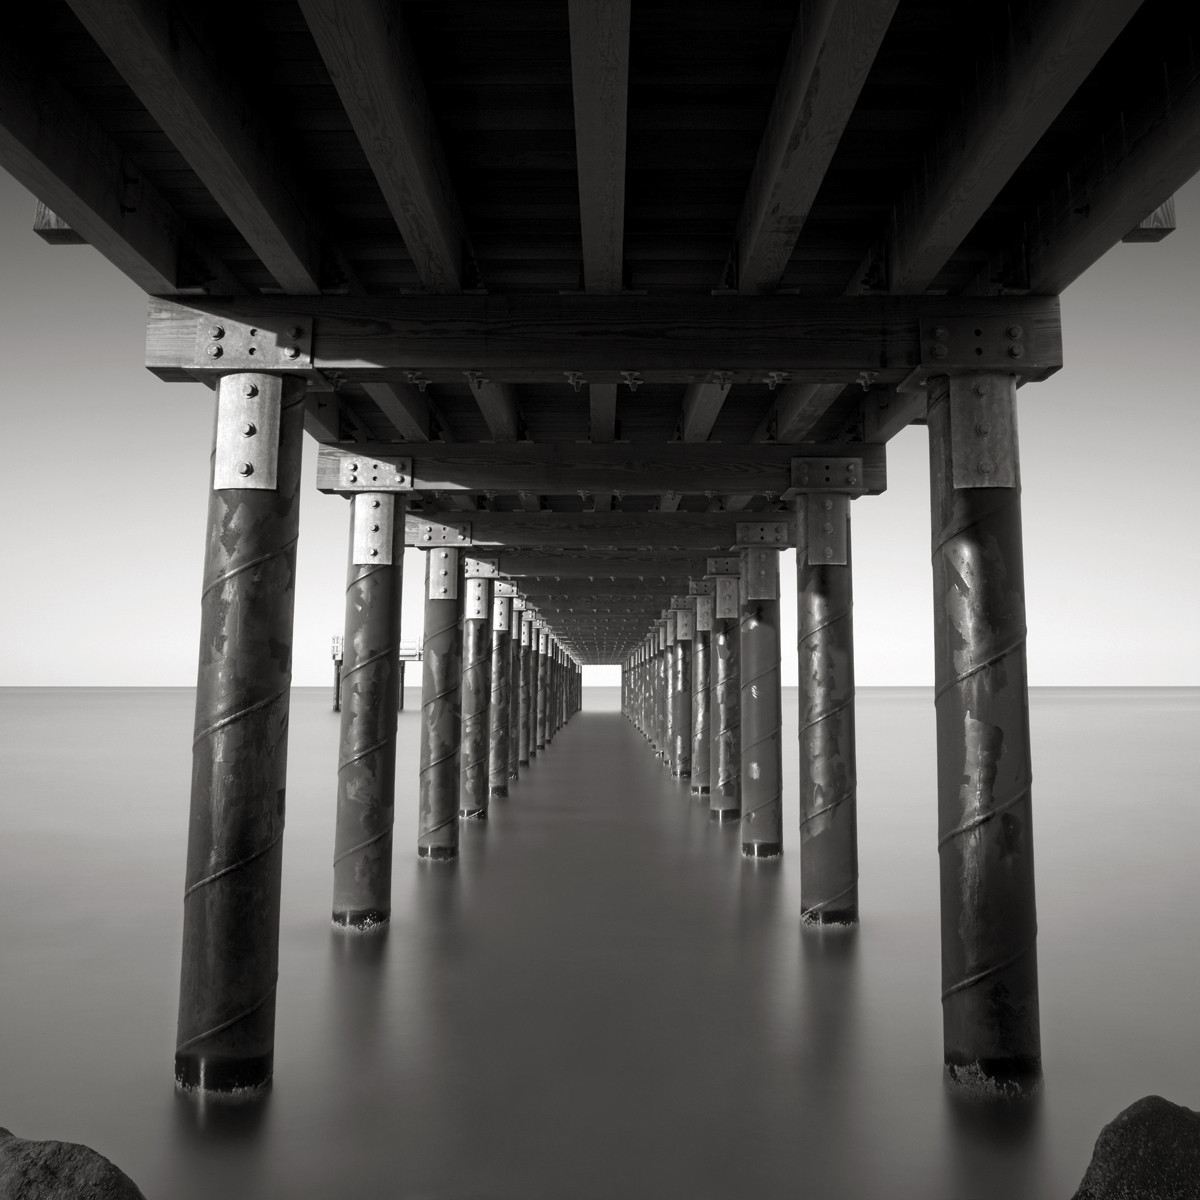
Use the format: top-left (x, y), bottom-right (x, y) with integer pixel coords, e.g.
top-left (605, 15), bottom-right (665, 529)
top-left (681, 379), bottom-right (733, 442)
top-left (318, 441), bottom-right (885, 497)
top-left (67, 0), bottom-right (324, 294)
top-left (146, 295), bottom-right (1063, 383)
top-left (362, 381), bottom-right (432, 441)
top-left (886, 0), bottom-right (1142, 295)
top-left (298, 0), bottom-right (468, 293)
top-left (735, 0), bottom-right (899, 293)
top-left (0, 31), bottom-right (237, 295)
top-left (568, 0), bottom-right (630, 293)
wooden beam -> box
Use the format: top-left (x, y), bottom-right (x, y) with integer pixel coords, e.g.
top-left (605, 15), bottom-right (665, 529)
top-left (681, 378), bottom-right (733, 442)
top-left (362, 382), bottom-right (431, 442)
top-left (589, 384), bottom-right (618, 442)
top-left (405, 510), bottom-right (780, 550)
top-left (0, 30), bottom-right (237, 295)
top-left (1025, 38), bottom-right (1200, 293)
top-left (1122, 196), bottom-right (1177, 243)
top-left (498, 553), bottom-right (710, 580)
top-left (467, 378), bottom-right (521, 442)
top-left (886, 0), bottom-right (1143, 295)
top-left (734, 0), bottom-right (899, 293)
top-left (318, 441), bottom-right (886, 497)
top-left (568, 0), bottom-right (630, 293)
top-left (147, 294), bottom-right (1063, 384)
top-left (298, 0), bottom-right (468, 292)
top-left (67, 0), bottom-right (325, 295)
top-left (32, 202), bottom-right (85, 245)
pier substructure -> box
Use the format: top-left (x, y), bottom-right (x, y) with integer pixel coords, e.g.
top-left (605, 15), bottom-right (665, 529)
top-left (489, 587), bottom-right (512, 800)
top-left (709, 567), bottom-right (741, 823)
top-left (929, 372), bottom-right (1040, 1092)
top-left (507, 600), bottom-right (522, 780)
top-left (458, 563), bottom-right (493, 820)
top-left (796, 495), bottom-right (859, 926)
top-left (332, 492), bottom-right (406, 930)
top-left (535, 625), bottom-right (549, 752)
top-left (176, 373), bottom-right (305, 1093)
top-left (738, 546), bottom-right (783, 858)
top-left (417, 548), bottom-right (462, 860)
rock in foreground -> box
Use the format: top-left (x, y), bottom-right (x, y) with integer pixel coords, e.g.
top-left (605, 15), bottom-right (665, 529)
top-left (0, 1127), bottom-right (145, 1199)
top-left (1073, 1095), bottom-right (1200, 1200)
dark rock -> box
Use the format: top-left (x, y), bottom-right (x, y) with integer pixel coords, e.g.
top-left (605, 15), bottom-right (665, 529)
top-left (0, 1127), bottom-right (146, 1199)
top-left (1073, 1096), bottom-right (1200, 1200)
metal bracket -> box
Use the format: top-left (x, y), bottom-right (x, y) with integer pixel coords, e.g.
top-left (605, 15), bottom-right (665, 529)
top-left (194, 316), bottom-right (312, 371)
top-left (665, 612), bottom-right (677, 645)
top-left (695, 594), bottom-right (715, 632)
top-left (674, 607), bottom-right (694, 640)
top-left (352, 493), bottom-right (395, 565)
top-left (742, 546), bottom-right (780, 601)
top-left (464, 576), bottom-right (490, 620)
top-left (494, 580), bottom-right (517, 598)
top-left (426, 547), bottom-right (459, 600)
top-left (670, 594), bottom-right (689, 608)
top-left (337, 454), bottom-right (412, 492)
top-left (948, 374), bottom-right (1017, 488)
top-left (493, 594), bottom-right (512, 631)
top-left (806, 494), bottom-right (849, 566)
top-left (463, 555), bottom-right (499, 579)
top-left (657, 621), bottom-right (667, 651)
top-left (688, 579), bottom-right (715, 595)
top-left (214, 374), bottom-right (281, 490)
top-left (791, 458), bottom-right (863, 494)
top-left (920, 316), bottom-right (1030, 373)
top-left (734, 521), bottom-right (791, 547)
top-left (520, 615), bottom-right (532, 645)
top-left (415, 519), bottom-right (469, 546)
top-left (707, 556), bottom-right (740, 576)
top-left (713, 575), bottom-right (739, 619)
top-left (511, 595), bottom-right (526, 611)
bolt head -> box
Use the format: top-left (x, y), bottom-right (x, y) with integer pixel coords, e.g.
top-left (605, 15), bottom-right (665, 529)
top-left (371, 499), bottom-right (381, 508)
top-left (209, 325), bottom-right (225, 340)
top-left (824, 547), bottom-right (833, 558)
top-left (824, 522), bottom-right (834, 534)
top-left (1006, 324), bottom-right (1024, 340)
top-left (242, 382), bottom-right (259, 398)
top-left (977, 459), bottom-right (994, 475)
top-left (973, 383), bottom-right (986, 397)
top-left (236, 461), bottom-right (253, 477)
top-left (241, 422), bottom-right (256, 437)
top-left (283, 346), bottom-right (300, 360)
top-left (976, 421), bottom-right (990, 436)
top-left (348, 475), bottom-right (358, 484)
top-left (206, 344), bottom-right (223, 358)
top-left (1007, 344), bottom-right (1025, 359)
top-left (823, 498), bottom-right (832, 510)
top-left (369, 548), bottom-right (379, 557)
top-left (930, 344), bottom-right (948, 360)
top-left (932, 326), bottom-right (949, 341)
top-left (287, 326), bottom-right (303, 339)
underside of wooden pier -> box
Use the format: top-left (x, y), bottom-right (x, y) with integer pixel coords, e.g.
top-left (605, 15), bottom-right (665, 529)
top-left (4, 0), bottom-right (1194, 655)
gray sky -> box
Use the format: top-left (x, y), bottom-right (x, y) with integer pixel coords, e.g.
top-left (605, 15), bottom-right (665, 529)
top-left (0, 169), bottom-right (1196, 687)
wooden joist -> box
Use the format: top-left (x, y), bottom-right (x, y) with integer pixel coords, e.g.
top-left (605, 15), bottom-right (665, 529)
top-left (733, 0), bottom-right (899, 293)
top-left (1026, 47), bottom-right (1200, 293)
top-left (885, 0), bottom-right (1143, 295)
top-left (0, 29), bottom-right (237, 295)
top-left (67, 0), bottom-right (326, 295)
top-left (405, 511), bottom-right (786, 551)
top-left (568, 0), bottom-right (630, 294)
top-left (680, 378), bottom-right (733, 442)
top-left (317, 441), bottom-right (886, 497)
top-left (298, 0), bottom-right (469, 293)
top-left (361, 382), bottom-right (432, 442)
top-left (466, 378), bottom-right (521, 442)
top-left (495, 553), bottom-right (710, 580)
top-left (146, 295), bottom-right (1063, 384)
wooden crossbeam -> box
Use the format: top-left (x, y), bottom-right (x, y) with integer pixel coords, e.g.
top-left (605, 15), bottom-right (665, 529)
top-left (568, 0), bottom-right (630, 293)
top-left (498, 553), bottom-right (709, 580)
top-left (318, 442), bottom-right (885, 497)
top-left (406, 511), bottom-right (775, 550)
top-left (67, 0), bottom-right (327, 295)
top-left (886, 0), bottom-right (1142, 295)
top-left (0, 29), bottom-right (237, 295)
top-left (466, 379), bottom-right (521, 442)
top-left (362, 382), bottom-right (432, 442)
top-left (589, 384), bottom-right (618, 441)
top-left (298, 0), bottom-right (468, 293)
top-left (147, 295), bottom-right (1062, 384)
top-left (681, 378), bottom-right (733, 442)
top-left (733, 0), bottom-right (899, 293)
top-left (1025, 41), bottom-right (1200, 293)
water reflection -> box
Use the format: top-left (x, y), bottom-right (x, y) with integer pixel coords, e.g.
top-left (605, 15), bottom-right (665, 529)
top-left (942, 1080), bottom-right (1047, 1200)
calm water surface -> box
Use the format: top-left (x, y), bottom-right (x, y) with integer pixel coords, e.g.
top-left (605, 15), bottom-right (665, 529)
top-left (1, 686), bottom-right (1198, 1199)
